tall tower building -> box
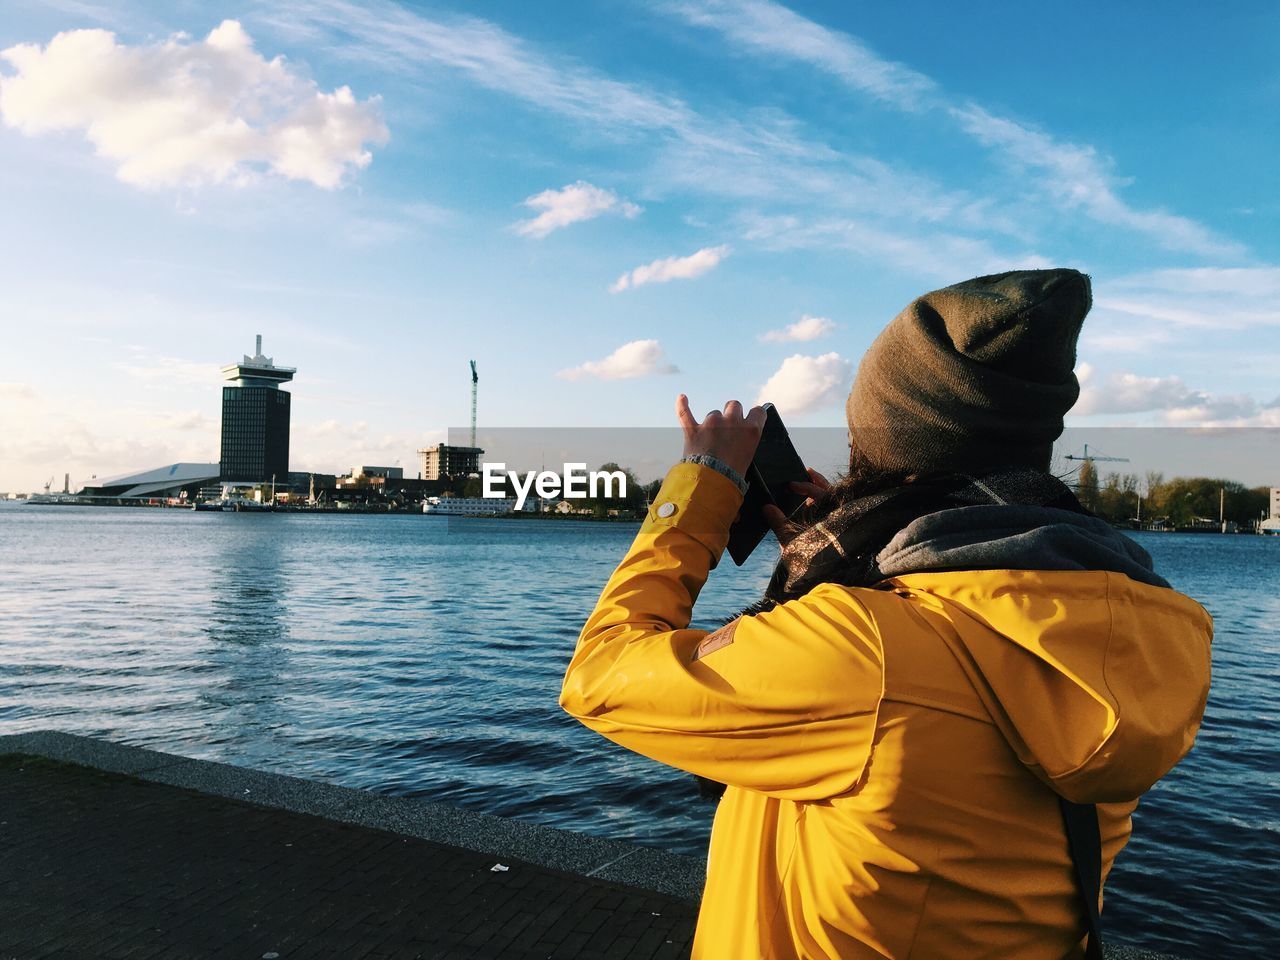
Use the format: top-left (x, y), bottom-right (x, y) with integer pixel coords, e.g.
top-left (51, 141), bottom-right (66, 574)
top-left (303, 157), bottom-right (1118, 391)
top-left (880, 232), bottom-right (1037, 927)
top-left (219, 335), bottom-right (296, 483)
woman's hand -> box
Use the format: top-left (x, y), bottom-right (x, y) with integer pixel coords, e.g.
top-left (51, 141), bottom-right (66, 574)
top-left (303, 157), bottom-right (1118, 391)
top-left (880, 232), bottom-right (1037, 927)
top-left (675, 394), bottom-right (766, 478)
top-left (763, 468), bottom-right (831, 547)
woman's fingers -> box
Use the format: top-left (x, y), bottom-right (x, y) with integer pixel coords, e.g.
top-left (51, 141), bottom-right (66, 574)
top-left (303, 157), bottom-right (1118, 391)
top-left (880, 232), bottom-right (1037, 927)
top-left (675, 394), bottom-right (699, 437)
top-left (763, 504), bottom-right (800, 547)
top-left (678, 396), bottom-right (767, 475)
top-left (788, 480), bottom-right (826, 497)
top-left (788, 479), bottom-right (829, 507)
top-left (807, 468), bottom-right (831, 490)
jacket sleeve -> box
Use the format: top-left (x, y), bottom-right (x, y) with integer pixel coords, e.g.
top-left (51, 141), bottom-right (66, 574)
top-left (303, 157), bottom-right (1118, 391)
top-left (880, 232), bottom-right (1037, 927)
top-left (559, 461), bottom-right (885, 801)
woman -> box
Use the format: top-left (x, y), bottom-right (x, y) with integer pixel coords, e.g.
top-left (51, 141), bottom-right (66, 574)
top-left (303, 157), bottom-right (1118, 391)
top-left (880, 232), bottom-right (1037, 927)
top-left (561, 269), bottom-right (1212, 959)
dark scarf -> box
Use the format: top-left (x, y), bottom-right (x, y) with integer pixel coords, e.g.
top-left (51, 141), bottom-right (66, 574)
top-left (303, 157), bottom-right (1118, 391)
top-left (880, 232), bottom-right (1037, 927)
top-left (752, 468), bottom-right (1086, 612)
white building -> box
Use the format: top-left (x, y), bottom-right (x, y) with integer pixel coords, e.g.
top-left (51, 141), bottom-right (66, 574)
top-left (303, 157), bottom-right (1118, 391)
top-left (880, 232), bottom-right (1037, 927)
top-left (78, 463), bottom-right (221, 499)
top-left (1262, 487), bottom-right (1280, 535)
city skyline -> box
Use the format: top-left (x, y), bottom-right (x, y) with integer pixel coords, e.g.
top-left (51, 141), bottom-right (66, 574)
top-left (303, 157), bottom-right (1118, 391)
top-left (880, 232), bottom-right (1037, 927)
top-left (2, 1), bottom-right (1278, 491)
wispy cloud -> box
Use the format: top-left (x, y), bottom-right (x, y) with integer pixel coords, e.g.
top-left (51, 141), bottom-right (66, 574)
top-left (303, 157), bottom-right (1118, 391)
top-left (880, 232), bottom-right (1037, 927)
top-left (739, 213), bottom-right (1049, 279)
top-left (261, 0), bottom-right (1029, 257)
top-left (756, 351), bottom-right (852, 416)
top-left (291, 419), bottom-right (424, 473)
top-left (0, 20), bottom-right (387, 189)
top-left (610, 245), bottom-right (730, 293)
top-left (1093, 267), bottom-right (1280, 332)
top-left (951, 106), bottom-right (1244, 259)
top-left (669, 0), bottom-right (936, 110)
top-left (0, 382), bottom-right (39, 401)
top-left (670, 0), bottom-right (1242, 258)
top-left (557, 339), bottom-right (679, 380)
top-left (116, 352), bottom-right (223, 387)
top-left (147, 410), bottom-right (216, 432)
top-left (1109, 267), bottom-right (1280, 299)
top-left (514, 181), bottom-right (640, 238)
top-left (760, 314), bottom-right (835, 343)
top-left (257, 0), bottom-right (704, 139)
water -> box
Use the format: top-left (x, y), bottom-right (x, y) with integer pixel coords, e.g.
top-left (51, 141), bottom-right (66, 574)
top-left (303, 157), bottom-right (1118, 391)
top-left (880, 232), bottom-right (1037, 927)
top-left (0, 505), bottom-right (1275, 955)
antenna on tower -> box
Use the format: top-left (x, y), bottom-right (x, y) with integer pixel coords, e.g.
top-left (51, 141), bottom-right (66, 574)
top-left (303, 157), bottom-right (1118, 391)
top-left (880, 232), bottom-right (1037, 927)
top-left (470, 360), bottom-right (478, 449)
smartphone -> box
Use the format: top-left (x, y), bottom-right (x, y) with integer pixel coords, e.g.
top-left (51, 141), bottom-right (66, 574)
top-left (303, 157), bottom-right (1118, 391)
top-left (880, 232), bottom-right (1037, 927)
top-left (726, 403), bottom-right (810, 566)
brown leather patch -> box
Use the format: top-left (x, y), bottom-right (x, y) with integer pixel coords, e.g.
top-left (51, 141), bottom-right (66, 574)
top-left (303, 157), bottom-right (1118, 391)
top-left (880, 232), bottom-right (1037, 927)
top-left (692, 619), bottom-right (738, 662)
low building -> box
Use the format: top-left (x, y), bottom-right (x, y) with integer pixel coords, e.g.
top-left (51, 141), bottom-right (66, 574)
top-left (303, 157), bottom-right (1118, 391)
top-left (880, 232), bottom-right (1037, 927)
top-left (79, 463), bottom-right (221, 500)
top-left (352, 465), bottom-right (404, 480)
top-left (1262, 487), bottom-right (1280, 535)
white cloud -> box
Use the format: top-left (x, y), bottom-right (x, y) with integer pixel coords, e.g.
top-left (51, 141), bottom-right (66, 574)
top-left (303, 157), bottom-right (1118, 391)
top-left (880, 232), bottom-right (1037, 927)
top-left (610, 245), bottom-right (730, 293)
top-left (514, 181), bottom-right (641, 238)
top-left (760, 314), bottom-right (836, 343)
top-left (1076, 372), bottom-right (1206, 415)
top-left (756, 352), bottom-right (852, 416)
top-left (1164, 397), bottom-right (1275, 426)
top-left (0, 20), bottom-right (387, 189)
top-left (557, 339), bottom-right (679, 381)
top-left (1073, 371), bottom-right (1278, 426)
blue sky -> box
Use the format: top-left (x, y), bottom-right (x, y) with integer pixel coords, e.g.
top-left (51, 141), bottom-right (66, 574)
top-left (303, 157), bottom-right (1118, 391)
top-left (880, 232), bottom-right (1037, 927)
top-left (1, 0), bottom-right (1277, 491)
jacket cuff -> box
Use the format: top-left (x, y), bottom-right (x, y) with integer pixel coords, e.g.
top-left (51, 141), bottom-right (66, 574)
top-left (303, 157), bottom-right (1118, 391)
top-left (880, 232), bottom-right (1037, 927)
top-left (643, 461), bottom-right (744, 560)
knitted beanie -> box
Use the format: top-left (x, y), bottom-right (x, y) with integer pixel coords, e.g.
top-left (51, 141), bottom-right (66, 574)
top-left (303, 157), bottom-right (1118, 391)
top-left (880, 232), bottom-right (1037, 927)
top-left (846, 268), bottom-right (1091, 475)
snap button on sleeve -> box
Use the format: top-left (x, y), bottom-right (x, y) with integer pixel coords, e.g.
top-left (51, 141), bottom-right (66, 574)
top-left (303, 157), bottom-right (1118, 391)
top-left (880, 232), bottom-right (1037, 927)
top-left (656, 501), bottom-right (677, 518)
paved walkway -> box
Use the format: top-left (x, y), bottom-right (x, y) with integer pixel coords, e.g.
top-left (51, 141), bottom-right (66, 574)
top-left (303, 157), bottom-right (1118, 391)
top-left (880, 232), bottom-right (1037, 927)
top-left (0, 754), bottom-right (696, 960)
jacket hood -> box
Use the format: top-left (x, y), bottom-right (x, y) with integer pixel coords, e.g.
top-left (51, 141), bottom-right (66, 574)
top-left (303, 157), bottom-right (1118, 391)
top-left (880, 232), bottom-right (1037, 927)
top-left (879, 505), bottom-right (1212, 804)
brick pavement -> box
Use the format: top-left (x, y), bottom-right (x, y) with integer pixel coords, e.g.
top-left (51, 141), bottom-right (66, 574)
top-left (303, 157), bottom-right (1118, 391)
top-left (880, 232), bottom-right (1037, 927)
top-left (0, 756), bottom-right (697, 960)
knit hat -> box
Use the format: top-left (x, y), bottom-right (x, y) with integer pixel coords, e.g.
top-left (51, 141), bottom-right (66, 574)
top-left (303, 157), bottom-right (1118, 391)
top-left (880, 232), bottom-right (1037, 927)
top-left (846, 268), bottom-right (1091, 475)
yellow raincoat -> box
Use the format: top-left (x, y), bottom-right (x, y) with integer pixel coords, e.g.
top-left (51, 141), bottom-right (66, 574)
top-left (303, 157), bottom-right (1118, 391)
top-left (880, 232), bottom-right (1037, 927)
top-left (561, 463), bottom-right (1212, 959)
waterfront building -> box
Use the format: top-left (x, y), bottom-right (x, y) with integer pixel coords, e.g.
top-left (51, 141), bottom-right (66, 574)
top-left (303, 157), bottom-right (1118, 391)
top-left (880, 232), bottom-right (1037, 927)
top-left (352, 465), bottom-right (404, 480)
top-left (79, 463), bottom-right (221, 500)
top-left (1262, 487), bottom-right (1280, 535)
top-left (418, 444), bottom-right (483, 480)
top-left (219, 336), bottom-right (296, 484)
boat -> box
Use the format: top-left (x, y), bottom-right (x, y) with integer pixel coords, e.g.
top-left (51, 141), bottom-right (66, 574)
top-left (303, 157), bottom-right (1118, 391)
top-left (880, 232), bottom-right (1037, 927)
top-left (422, 496), bottom-right (527, 516)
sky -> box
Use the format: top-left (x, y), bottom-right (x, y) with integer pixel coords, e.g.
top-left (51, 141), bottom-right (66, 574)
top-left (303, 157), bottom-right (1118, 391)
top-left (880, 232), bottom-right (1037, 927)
top-left (1, 0), bottom-right (1278, 491)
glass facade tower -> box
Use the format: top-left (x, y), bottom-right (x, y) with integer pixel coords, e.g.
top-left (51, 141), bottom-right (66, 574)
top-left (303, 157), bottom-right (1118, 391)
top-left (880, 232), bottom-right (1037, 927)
top-left (219, 336), bottom-right (296, 484)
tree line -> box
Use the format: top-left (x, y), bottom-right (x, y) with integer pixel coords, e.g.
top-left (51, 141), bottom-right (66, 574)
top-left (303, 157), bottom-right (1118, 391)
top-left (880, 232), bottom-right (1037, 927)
top-left (460, 459), bottom-right (1273, 528)
top-left (1074, 460), bottom-right (1272, 527)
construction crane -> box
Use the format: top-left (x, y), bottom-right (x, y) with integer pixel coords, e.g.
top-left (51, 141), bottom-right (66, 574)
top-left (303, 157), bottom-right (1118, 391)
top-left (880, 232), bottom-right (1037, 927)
top-left (469, 360), bottom-right (478, 449)
top-left (1063, 443), bottom-right (1128, 465)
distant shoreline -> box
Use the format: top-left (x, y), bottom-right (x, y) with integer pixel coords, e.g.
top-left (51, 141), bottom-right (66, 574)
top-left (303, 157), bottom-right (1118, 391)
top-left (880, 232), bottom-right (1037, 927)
top-left (6, 500), bottom-right (643, 522)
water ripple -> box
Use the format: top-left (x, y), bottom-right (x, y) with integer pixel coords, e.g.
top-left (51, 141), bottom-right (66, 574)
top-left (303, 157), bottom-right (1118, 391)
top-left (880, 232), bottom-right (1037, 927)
top-left (0, 508), bottom-right (1275, 954)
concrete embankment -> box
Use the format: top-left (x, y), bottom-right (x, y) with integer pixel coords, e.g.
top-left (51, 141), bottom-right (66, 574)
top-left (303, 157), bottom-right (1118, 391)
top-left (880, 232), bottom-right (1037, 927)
top-left (0, 730), bottom-right (1180, 959)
